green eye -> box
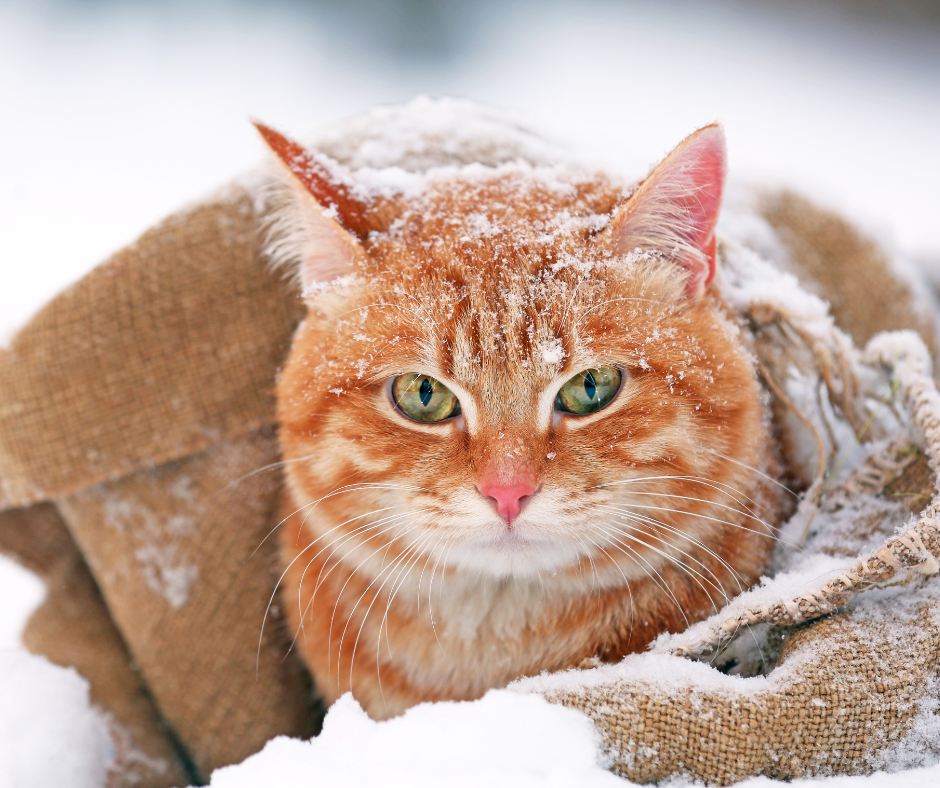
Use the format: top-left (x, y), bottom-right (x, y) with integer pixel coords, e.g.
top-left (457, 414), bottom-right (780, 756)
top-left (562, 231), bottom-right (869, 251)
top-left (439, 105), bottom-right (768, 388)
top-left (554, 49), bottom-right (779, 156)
top-left (392, 374), bottom-right (461, 423)
top-left (555, 366), bottom-right (622, 415)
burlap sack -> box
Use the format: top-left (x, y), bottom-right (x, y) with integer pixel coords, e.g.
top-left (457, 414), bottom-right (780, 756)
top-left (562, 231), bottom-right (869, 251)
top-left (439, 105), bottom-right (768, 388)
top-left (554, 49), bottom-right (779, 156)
top-left (0, 174), bottom-right (938, 786)
top-left (0, 185), bottom-right (316, 786)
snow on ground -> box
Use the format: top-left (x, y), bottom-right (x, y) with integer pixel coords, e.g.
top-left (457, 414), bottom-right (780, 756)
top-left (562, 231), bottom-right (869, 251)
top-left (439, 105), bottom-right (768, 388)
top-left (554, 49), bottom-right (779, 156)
top-left (204, 692), bottom-right (622, 788)
top-left (198, 690), bottom-right (940, 788)
top-left (2, 1), bottom-right (940, 786)
top-left (0, 650), bottom-right (113, 788)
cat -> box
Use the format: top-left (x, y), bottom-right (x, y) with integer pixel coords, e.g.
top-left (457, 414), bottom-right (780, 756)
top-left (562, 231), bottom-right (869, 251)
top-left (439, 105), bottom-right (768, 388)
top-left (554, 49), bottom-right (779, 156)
top-left (258, 106), bottom-right (786, 719)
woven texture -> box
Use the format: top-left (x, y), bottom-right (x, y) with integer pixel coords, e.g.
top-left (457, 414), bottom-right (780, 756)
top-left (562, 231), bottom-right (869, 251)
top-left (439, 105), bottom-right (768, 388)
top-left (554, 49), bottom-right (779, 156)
top-left (545, 608), bottom-right (940, 784)
top-left (0, 185), bottom-right (303, 510)
top-left (759, 189), bottom-right (940, 359)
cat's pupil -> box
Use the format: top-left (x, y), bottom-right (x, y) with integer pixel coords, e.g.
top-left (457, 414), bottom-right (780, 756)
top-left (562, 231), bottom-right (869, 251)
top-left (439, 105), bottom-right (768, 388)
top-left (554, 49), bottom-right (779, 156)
top-left (584, 371), bottom-right (597, 401)
top-left (419, 377), bottom-right (434, 407)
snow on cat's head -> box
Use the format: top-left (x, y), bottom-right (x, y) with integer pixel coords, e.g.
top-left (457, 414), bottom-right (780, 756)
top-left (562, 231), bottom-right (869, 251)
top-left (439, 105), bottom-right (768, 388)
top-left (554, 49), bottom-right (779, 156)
top-left (263, 115), bottom-right (772, 583)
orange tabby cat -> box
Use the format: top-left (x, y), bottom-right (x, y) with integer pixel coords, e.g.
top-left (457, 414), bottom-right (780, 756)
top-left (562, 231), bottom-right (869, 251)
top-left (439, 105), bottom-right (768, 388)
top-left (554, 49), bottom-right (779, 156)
top-left (259, 115), bottom-right (783, 719)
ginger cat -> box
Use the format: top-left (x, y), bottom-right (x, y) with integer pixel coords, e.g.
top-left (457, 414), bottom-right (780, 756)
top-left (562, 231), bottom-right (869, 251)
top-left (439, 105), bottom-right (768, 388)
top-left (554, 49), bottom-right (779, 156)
top-left (259, 109), bottom-right (784, 719)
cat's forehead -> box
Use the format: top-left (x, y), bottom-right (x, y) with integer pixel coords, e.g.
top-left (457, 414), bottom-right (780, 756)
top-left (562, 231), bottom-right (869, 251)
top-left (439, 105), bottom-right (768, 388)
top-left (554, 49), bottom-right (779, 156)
top-left (357, 169), bottom-right (623, 364)
top-left (309, 165), bottom-right (688, 423)
top-left (359, 168), bottom-right (622, 309)
top-left (366, 167), bottom-right (621, 266)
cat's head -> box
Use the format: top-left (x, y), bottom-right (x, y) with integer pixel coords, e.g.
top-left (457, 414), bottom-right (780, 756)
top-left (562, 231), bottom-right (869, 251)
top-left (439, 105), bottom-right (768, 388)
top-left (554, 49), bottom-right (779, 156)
top-left (262, 121), bottom-right (773, 581)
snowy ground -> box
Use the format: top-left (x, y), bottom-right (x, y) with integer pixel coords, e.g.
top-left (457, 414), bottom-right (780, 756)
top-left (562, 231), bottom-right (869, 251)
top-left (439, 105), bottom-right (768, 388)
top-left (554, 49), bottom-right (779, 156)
top-left (2, 1), bottom-right (940, 785)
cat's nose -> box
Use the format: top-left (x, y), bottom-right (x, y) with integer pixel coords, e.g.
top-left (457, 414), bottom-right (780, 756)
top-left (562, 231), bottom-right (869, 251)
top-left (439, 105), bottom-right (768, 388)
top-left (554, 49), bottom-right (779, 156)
top-left (478, 480), bottom-right (539, 525)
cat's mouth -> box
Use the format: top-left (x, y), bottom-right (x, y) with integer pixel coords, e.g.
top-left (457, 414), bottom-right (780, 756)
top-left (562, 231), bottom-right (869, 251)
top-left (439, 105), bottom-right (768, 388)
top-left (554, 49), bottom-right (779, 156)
top-left (446, 522), bottom-right (589, 577)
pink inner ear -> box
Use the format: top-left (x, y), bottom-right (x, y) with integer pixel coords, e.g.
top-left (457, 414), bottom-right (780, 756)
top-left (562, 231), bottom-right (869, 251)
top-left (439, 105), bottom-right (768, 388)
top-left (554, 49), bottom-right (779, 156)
top-left (611, 124), bottom-right (727, 298)
top-left (669, 128), bottom-right (725, 291)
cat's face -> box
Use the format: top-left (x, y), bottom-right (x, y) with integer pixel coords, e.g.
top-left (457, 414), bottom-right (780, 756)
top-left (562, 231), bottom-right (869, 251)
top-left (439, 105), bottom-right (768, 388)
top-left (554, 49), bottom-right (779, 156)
top-left (269, 124), bottom-right (772, 582)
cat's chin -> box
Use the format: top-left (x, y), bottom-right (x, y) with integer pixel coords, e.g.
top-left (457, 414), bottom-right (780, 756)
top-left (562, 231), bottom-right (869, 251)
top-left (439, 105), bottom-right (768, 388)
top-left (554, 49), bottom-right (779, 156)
top-left (444, 531), bottom-right (587, 579)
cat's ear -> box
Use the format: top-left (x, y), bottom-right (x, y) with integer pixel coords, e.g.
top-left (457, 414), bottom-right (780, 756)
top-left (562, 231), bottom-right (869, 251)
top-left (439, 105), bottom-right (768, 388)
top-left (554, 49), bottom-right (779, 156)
top-left (606, 124), bottom-right (726, 299)
top-left (253, 121), bottom-right (368, 293)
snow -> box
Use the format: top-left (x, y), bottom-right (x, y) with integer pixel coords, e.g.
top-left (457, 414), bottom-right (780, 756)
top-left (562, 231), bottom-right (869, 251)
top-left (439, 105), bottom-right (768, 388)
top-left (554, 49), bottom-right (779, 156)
top-left (101, 495), bottom-right (200, 609)
top-left (539, 337), bottom-right (567, 366)
top-left (311, 95), bottom-right (569, 174)
top-left (199, 683), bottom-right (940, 788)
top-left (2, 1), bottom-right (940, 785)
top-left (0, 555), bottom-right (44, 649)
top-left (512, 649), bottom-right (780, 699)
top-left (0, 650), bottom-right (113, 788)
top-left (202, 692), bottom-right (621, 788)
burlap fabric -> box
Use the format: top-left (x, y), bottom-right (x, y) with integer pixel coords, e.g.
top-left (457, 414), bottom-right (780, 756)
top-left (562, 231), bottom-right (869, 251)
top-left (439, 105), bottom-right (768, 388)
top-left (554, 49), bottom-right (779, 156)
top-left (1, 176), bottom-right (938, 786)
top-left (0, 185), bottom-right (316, 786)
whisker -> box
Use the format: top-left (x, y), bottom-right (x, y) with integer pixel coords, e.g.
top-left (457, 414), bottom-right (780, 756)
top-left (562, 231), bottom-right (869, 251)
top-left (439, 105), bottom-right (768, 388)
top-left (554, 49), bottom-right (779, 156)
top-left (375, 541), bottom-right (433, 716)
top-left (252, 481), bottom-right (432, 559)
top-left (286, 511), bottom-right (418, 658)
top-left (589, 477), bottom-right (772, 528)
top-left (424, 534), bottom-right (458, 655)
top-left (587, 527), bottom-right (692, 630)
top-left (249, 498), bottom-right (319, 562)
top-left (615, 502), bottom-right (784, 543)
top-left (703, 448), bottom-right (799, 499)
top-left (340, 525), bottom-right (429, 686)
top-left (617, 490), bottom-right (773, 534)
top-left (329, 523), bottom-right (423, 682)
top-left (284, 506), bottom-right (433, 667)
top-left (382, 531), bottom-right (437, 652)
top-left (589, 521), bottom-right (726, 615)
top-left (588, 537), bottom-right (636, 644)
top-left (603, 513), bottom-right (737, 596)
top-left (589, 473), bottom-right (775, 520)
top-left (297, 509), bottom-right (417, 629)
top-left (602, 507), bottom-right (746, 593)
top-left (574, 535), bottom-right (601, 593)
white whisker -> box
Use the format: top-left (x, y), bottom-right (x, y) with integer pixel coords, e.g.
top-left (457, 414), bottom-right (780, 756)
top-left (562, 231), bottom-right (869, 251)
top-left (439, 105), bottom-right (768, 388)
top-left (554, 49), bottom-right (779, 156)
top-left (602, 507), bottom-right (746, 593)
top-left (704, 447), bottom-right (799, 499)
top-left (589, 521), bottom-right (726, 615)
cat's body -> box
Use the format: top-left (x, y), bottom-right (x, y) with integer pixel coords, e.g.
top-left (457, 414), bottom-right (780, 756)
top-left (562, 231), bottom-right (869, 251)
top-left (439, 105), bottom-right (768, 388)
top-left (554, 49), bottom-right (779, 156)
top-left (264, 101), bottom-right (813, 718)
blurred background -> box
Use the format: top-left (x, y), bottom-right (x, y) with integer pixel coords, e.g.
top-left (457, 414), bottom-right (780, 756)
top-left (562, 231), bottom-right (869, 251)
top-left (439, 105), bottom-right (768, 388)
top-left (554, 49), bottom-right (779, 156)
top-left (1, 0), bottom-right (940, 344)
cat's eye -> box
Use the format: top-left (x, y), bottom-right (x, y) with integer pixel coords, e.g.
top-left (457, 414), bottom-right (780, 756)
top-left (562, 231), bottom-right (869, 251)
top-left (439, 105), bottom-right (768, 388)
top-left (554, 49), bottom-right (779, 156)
top-left (392, 374), bottom-right (461, 423)
top-left (555, 366), bottom-right (622, 416)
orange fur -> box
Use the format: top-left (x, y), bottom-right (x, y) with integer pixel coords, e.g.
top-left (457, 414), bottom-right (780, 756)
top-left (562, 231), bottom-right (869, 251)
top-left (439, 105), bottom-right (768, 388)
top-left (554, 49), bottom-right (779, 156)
top-left (268, 124), bottom-right (784, 719)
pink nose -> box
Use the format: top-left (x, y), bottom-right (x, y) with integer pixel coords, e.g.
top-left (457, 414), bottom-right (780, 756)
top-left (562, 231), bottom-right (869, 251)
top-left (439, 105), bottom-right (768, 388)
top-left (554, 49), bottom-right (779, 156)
top-left (478, 480), bottom-right (539, 525)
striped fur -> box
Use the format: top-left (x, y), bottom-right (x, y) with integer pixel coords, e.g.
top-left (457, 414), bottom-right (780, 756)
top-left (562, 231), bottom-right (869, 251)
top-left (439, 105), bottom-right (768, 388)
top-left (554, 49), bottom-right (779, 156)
top-left (270, 125), bottom-right (783, 718)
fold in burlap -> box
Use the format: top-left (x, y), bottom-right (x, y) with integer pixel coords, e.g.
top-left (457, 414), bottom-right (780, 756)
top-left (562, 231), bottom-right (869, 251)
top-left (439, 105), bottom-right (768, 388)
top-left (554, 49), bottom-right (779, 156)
top-left (759, 190), bottom-right (940, 359)
top-left (536, 606), bottom-right (940, 784)
top-left (2, 177), bottom-right (939, 787)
